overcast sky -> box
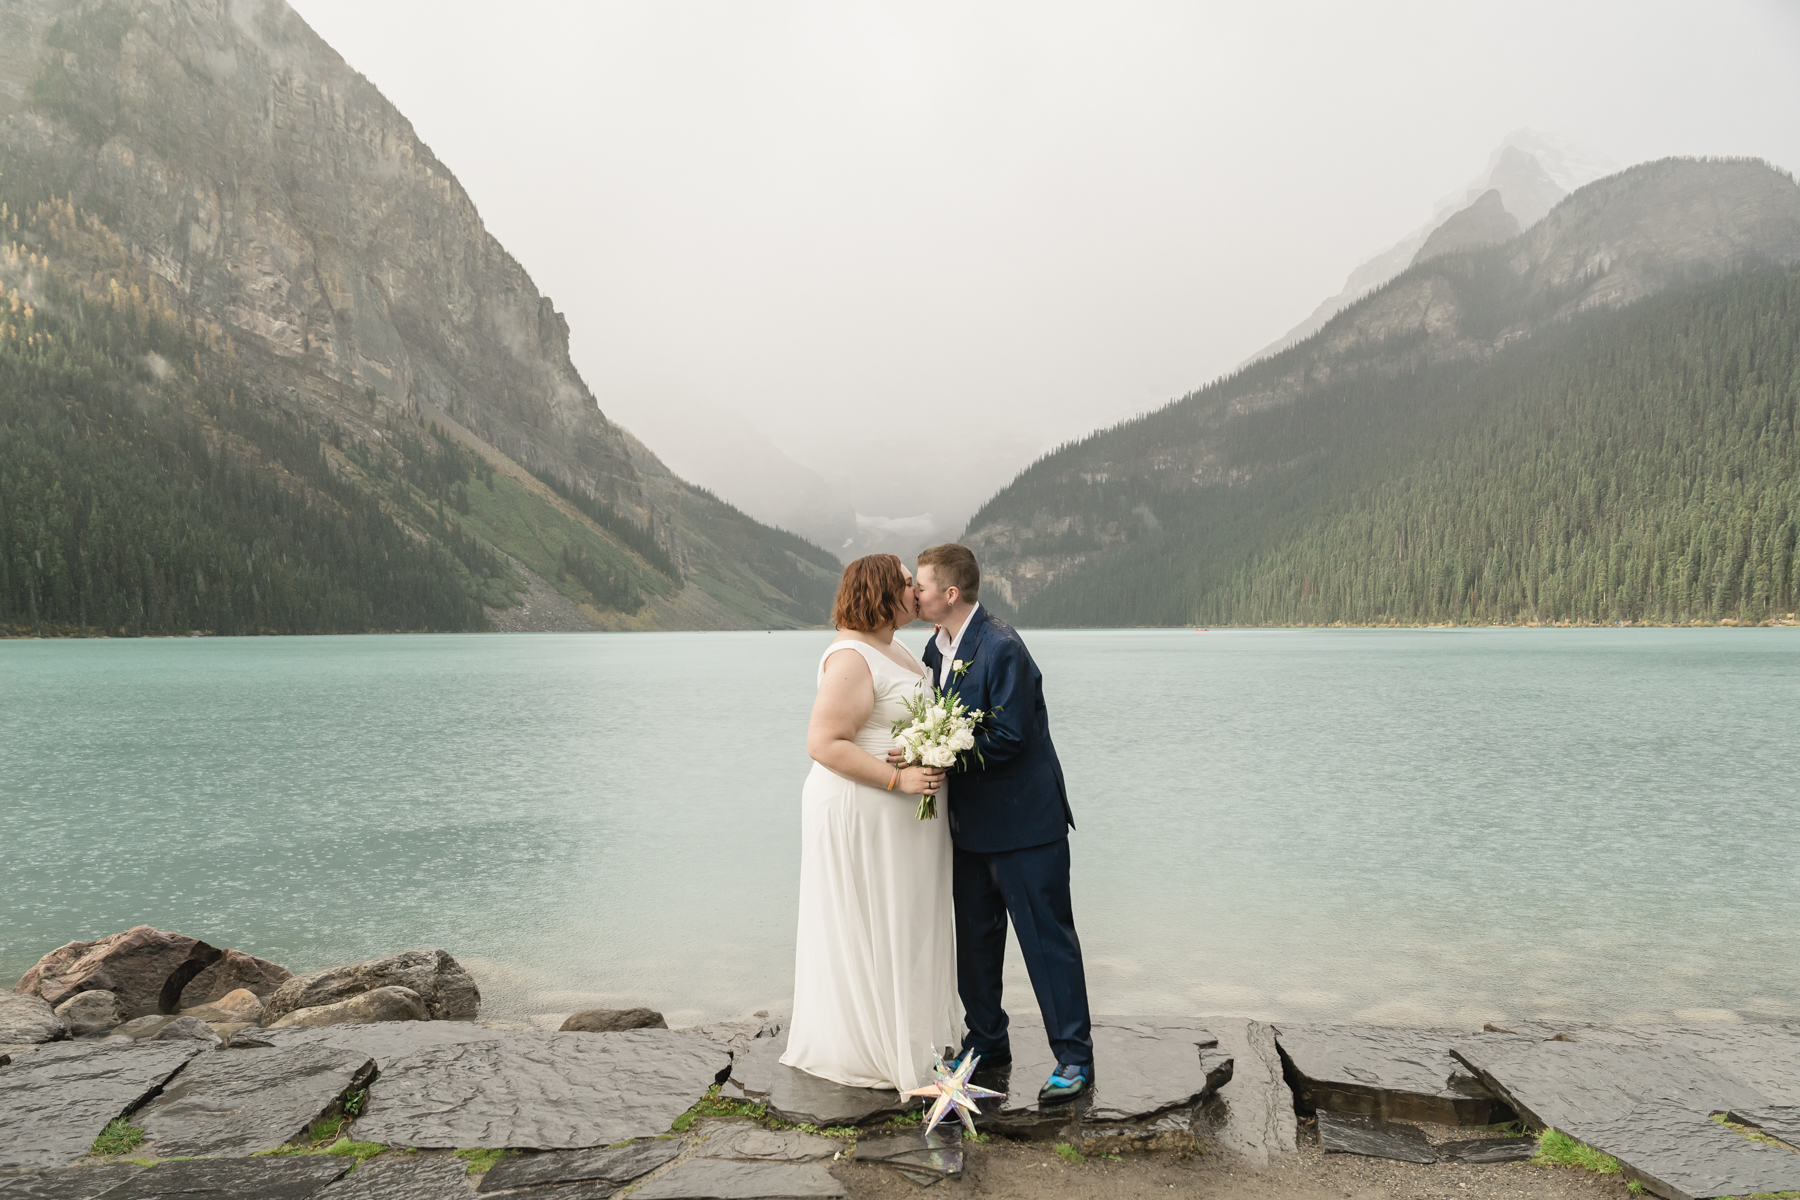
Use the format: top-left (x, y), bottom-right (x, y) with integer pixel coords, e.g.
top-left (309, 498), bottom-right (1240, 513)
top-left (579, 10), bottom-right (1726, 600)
top-left (288, 0), bottom-right (1800, 533)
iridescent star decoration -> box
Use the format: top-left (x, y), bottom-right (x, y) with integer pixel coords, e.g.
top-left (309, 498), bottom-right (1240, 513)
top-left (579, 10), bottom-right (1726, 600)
top-left (901, 1053), bottom-right (1005, 1135)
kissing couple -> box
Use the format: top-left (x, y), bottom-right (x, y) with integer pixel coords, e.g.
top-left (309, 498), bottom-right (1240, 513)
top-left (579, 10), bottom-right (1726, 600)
top-left (780, 543), bottom-right (1094, 1105)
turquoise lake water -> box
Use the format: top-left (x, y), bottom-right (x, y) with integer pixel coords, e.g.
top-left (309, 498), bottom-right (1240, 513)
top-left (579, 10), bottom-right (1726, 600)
top-left (2, 629), bottom-right (1795, 1030)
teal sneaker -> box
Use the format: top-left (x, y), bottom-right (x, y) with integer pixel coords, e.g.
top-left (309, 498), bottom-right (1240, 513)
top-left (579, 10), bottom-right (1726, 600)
top-left (1038, 1062), bottom-right (1092, 1105)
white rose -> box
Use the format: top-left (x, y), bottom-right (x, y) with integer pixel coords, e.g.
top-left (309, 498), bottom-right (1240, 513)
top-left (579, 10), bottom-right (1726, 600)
top-left (923, 744), bottom-right (957, 768)
top-left (950, 728), bottom-right (975, 752)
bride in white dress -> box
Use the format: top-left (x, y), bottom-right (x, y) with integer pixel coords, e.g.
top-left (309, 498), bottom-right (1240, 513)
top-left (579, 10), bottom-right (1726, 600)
top-left (781, 553), bottom-right (962, 1092)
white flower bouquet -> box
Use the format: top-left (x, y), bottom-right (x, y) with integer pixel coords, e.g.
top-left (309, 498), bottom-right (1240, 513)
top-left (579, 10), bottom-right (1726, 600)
top-left (890, 685), bottom-right (986, 819)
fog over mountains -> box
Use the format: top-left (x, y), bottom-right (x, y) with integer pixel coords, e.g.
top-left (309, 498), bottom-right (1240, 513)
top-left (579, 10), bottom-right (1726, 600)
top-left (643, 131), bottom-right (1625, 557)
top-left (1239, 131), bottom-right (1619, 369)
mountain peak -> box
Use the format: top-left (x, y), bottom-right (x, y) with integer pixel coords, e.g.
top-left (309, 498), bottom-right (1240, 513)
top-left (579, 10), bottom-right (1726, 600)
top-left (1411, 188), bottom-right (1520, 267)
top-left (1242, 131), bottom-right (1618, 368)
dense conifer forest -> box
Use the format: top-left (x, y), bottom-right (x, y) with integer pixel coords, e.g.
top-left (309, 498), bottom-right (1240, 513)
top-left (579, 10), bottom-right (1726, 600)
top-left (999, 268), bottom-right (1800, 627)
top-left (0, 201), bottom-right (512, 635)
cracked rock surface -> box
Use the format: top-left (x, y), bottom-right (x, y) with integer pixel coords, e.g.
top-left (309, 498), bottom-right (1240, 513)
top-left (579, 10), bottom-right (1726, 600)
top-left (1274, 1024), bottom-right (1516, 1125)
top-left (1199, 1017), bottom-right (1297, 1163)
top-left (852, 1129), bottom-right (961, 1183)
top-left (246, 1022), bottom-right (506, 1061)
top-left (989, 1015), bottom-right (1231, 1131)
top-left (476, 1139), bottom-right (683, 1193)
top-left (87, 1156), bottom-right (349, 1199)
top-left (722, 1031), bottom-right (905, 1128)
top-left (1454, 1034), bottom-right (1800, 1200)
top-left (682, 1013), bottom-right (784, 1057)
top-left (630, 1159), bottom-right (847, 1200)
top-left (0, 1165), bottom-right (145, 1199)
top-left (695, 1125), bottom-right (841, 1163)
top-left (134, 1042), bottom-right (377, 1157)
top-left (314, 1154), bottom-right (474, 1199)
top-left (355, 1029), bottom-right (731, 1150)
top-left (0, 1041), bottom-right (203, 1171)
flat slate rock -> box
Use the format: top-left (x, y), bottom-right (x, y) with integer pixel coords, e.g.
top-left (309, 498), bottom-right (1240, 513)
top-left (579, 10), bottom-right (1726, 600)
top-left (1453, 1038), bottom-right (1800, 1200)
top-left (1437, 1136), bottom-right (1537, 1164)
top-left (631, 1160), bottom-right (847, 1200)
top-left (1481, 1022), bottom-right (1800, 1106)
top-left (853, 1130), bottom-right (961, 1180)
top-left (243, 1022), bottom-right (507, 1062)
top-left (0, 1166), bottom-right (146, 1200)
top-left (1316, 1110), bottom-right (1437, 1164)
top-left (315, 1154), bottom-right (474, 1199)
top-left (1275, 1025), bottom-right (1515, 1126)
top-left (696, 1126), bottom-right (843, 1163)
top-left (725, 1015), bottom-right (1232, 1132)
top-left (1574, 1103), bottom-right (1800, 1200)
top-left (722, 1031), bottom-right (906, 1128)
top-left (483, 1184), bottom-right (614, 1200)
top-left (135, 1043), bottom-right (375, 1157)
top-left (356, 1029), bottom-right (731, 1150)
top-left (1198, 1018), bottom-right (1298, 1163)
top-left (1451, 1038), bottom-right (1771, 1132)
top-left (87, 1156), bottom-right (349, 1199)
top-left (477, 1140), bottom-right (683, 1192)
top-left (989, 1015), bottom-right (1230, 1129)
top-left (0, 1041), bottom-right (204, 1171)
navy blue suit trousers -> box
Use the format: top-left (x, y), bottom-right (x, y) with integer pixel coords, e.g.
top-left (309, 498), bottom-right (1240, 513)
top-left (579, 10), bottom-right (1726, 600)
top-left (953, 837), bottom-right (1094, 1066)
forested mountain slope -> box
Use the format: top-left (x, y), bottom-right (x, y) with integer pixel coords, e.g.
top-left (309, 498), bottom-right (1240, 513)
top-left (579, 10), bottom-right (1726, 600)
top-left (0, 0), bottom-right (838, 634)
top-left (964, 159), bottom-right (1800, 627)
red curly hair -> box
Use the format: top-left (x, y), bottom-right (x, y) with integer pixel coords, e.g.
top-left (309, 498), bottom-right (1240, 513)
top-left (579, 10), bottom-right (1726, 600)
top-left (832, 554), bottom-right (909, 632)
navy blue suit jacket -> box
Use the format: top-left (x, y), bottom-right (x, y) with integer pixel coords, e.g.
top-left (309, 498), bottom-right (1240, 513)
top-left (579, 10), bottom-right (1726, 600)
top-left (921, 606), bottom-right (1074, 854)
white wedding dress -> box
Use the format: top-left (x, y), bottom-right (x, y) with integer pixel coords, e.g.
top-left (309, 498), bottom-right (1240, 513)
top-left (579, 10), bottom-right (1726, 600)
top-left (781, 638), bottom-right (962, 1092)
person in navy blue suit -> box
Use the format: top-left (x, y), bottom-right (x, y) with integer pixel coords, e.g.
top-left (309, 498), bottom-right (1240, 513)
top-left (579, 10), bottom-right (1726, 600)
top-left (894, 543), bottom-right (1094, 1104)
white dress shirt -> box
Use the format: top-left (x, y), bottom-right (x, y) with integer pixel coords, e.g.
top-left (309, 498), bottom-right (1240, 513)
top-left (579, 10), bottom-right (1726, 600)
top-left (934, 601), bottom-right (981, 688)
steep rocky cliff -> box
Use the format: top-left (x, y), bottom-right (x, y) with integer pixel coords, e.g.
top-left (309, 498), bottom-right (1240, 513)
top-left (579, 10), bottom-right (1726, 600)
top-left (0, 0), bottom-right (838, 631)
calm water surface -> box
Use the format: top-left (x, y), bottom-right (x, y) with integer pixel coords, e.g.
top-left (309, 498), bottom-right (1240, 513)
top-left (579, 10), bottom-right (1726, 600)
top-left (2, 629), bottom-right (1795, 1029)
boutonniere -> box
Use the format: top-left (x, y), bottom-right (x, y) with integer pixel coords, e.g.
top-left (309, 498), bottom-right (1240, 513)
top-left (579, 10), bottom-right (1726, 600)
top-left (951, 657), bottom-right (972, 682)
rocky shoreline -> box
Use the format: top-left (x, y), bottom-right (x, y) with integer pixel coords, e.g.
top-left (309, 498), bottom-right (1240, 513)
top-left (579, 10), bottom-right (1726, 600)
top-left (2, 927), bottom-right (1797, 1199)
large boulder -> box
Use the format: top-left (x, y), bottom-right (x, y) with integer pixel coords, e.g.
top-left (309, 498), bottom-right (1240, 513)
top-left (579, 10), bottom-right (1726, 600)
top-left (14, 927), bottom-right (224, 1018)
top-left (0, 993), bottom-right (68, 1044)
top-left (267, 985), bottom-right (430, 1029)
top-left (178, 950), bottom-right (292, 1008)
top-left (53, 989), bottom-right (129, 1036)
top-left (561, 1007), bottom-right (669, 1033)
top-left (261, 950), bottom-right (479, 1024)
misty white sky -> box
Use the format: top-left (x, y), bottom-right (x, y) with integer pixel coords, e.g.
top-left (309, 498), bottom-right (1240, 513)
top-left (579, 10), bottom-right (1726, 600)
top-left (290, 0), bottom-right (1800, 540)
